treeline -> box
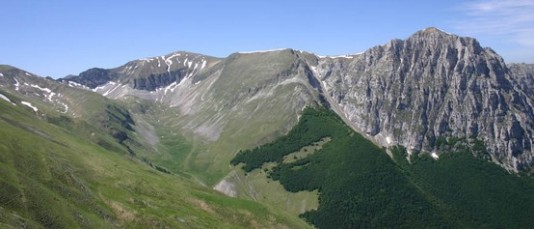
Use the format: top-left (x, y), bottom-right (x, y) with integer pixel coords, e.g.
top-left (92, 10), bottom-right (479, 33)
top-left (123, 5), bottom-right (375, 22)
top-left (232, 107), bottom-right (449, 228)
top-left (232, 107), bottom-right (534, 228)
top-left (231, 107), bottom-right (346, 172)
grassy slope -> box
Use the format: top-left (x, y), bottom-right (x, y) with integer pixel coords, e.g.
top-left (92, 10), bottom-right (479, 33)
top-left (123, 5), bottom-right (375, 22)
top-left (0, 95), bottom-right (311, 228)
top-left (143, 50), bottom-right (318, 186)
top-left (232, 107), bottom-right (534, 228)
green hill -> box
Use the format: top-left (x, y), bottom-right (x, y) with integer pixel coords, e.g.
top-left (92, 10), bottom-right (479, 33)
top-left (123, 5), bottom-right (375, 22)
top-left (0, 91), bottom-right (310, 228)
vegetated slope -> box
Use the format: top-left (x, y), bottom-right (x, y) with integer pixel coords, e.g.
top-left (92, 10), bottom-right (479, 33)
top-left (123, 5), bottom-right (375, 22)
top-left (61, 49), bottom-right (324, 185)
top-left (232, 107), bottom-right (534, 228)
top-left (0, 76), bottom-right (311, 228)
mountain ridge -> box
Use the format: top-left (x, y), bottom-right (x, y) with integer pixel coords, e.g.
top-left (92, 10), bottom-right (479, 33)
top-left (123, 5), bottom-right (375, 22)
top-left (57, 27), bottom-right (534, 172)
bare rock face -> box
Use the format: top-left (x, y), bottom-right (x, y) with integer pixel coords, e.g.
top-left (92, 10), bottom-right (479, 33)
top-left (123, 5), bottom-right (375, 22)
top-left (314, 28), bottom-right (534, 171)
top-left (509, 63), bottom-right (534, 99)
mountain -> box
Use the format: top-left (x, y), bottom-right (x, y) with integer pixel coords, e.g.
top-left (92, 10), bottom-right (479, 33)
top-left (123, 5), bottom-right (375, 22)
top-left (0, 65), bottom-right (310, 228)
top-left (63, 51), bottom-right (220, 90)
top-left (62, 28), bottom-right (534, 172)
top-left (61, 49), bottom-right (325, 187)
top-left (4, 27), bottom-right (534, 228)
top-left (315, 27), bottom-right (534, 171)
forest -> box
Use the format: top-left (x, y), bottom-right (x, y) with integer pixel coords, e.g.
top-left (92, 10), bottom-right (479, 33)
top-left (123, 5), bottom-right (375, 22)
top-left (232, 107), bottom-right (534, 228)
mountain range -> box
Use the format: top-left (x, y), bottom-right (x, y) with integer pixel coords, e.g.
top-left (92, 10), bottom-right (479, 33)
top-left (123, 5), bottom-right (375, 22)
top-left (64, 27), bottom-right (534, 172)
top-left (2, 27), bottom-right (534, 228)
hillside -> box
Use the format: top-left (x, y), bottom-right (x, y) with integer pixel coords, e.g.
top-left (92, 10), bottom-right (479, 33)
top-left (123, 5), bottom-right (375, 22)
top-left (0, 67), bottom-right (310, 228)
top-left (232, 107), bottom-right (534, 228)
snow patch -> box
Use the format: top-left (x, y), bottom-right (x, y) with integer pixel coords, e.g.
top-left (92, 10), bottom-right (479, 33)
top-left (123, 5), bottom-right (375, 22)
top-left (0, 93), bottom-right (15, 105)
top-left (21, 101), bottom-right (38, 112)
top-left (103, 83), bottom-right (122, 96)
top-left (92, 81), bottom-right (117, 93)
top-left (319, 55), bottom-right (354, 59)
top-left (14, 79), bottom-right (20, 91)
top-left (0, 73), bottom-right (3, 77)
top-left (431, 152), bottom-right (440, 160)
top-left (67, 81), bottom-right (89, 89)
top-left (59, 102), bottom-right (69, 113)
top-left (386, 136), bottom-right (392, 145)
top-left (68, 81), bottom-right (82, 87)
top-left (237, 48), bottom-right (287, 54)
top-left (25, 72), bottom-right (31, 76)
top-left (163, 81), bottom-right (178, 95)
top-left (30, 84), bottom-right (52, 93)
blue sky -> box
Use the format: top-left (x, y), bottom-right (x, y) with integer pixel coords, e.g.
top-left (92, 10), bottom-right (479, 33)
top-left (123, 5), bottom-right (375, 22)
top-left (1, 0), bottom-right (533, 77)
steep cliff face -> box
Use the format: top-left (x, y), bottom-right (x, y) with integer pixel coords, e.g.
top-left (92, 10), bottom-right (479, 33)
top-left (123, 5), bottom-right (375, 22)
top-left (510, 63), bottom-right (534, 99)
top-left (314, 28), bottom-right (534, 171)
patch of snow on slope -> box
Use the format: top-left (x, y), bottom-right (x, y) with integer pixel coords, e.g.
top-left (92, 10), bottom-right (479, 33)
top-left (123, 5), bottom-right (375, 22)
top-left (21, 101), bottom-right (38, 112)
top-left (0, 73), bottom-right (4, 77)
top-left (237, 48), bottom-right (287, 54)
top-left (25, 72), bottom-right (31, 76)
top-left (30, 84), bottom-right (52, 93)
top-left (163, 81), bottom-right (178, 95)
top-left (92, 81), bottom-right (116, 93)
top-left (0, 93), bottom-right (15, 105)
top-left (324, 55), bottom-right (354, 59)
top-left (103, 83), bottom-right (122, 96)
top-left (67, 81), bottom-right (89, 89)
top-left (58, 102), bottom-right (69, 113)
top-left (14, 79), bottom-right (20, 91)
top-left (431, 152), bottom-right (440, 160)
top-left (164, 53), bottom-right (183, 73)
top-left (386, 136), bottom-right (392, 145)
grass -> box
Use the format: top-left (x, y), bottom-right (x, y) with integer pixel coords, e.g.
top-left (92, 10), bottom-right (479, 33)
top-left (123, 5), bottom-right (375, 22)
top-left (0, 93), bottom-right (311, 228)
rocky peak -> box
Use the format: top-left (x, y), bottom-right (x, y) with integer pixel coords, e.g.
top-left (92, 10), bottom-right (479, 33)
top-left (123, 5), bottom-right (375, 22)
top-left (314, 28), bottom-right (534, 171)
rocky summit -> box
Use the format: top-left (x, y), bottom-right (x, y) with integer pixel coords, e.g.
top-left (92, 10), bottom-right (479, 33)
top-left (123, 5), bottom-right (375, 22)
top-left (315, 27), bottom-right (534, 171)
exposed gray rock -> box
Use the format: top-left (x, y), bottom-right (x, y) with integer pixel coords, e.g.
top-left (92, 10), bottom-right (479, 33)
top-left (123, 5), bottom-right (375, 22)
top-left (509, 63), bottom-right (534, 100)
top-left (313, 28), bottom-right (534, 171)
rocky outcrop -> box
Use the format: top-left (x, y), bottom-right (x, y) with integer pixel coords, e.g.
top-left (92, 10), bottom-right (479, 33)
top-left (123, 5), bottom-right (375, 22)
top-left (313, 28), bottom-right (534, 171)
top-left (64, 68), bottom-right (117, 88)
